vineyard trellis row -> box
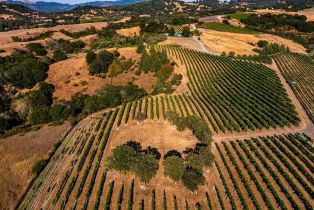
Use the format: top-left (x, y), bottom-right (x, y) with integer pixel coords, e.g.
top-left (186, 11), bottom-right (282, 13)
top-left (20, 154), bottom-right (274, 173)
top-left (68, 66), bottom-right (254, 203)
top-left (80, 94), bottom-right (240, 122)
top-left (18, 45), bottom-right (313, 210)
top-left (157, 45), bottom-right (301, 133)
top-left (19, 105), bottom-right (314, 210)
top-left (102, 46), bottom-right (302, 135)
top-left (214, 133), bottom-right (314, 210)
top-left (274, 54), bottom-right (314, 123)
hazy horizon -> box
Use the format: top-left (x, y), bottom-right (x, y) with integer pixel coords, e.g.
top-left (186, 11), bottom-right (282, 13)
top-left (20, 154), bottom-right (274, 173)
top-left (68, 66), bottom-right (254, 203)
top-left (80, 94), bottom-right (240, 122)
top-left (28, 0), bottom-right (201, 5)
top-left (29, 0), bottom-right (118, 4)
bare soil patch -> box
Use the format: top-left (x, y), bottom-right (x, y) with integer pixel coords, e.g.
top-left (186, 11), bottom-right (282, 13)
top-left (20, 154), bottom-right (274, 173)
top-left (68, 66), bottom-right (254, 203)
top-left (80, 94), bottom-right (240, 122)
top-left (115, 47), bottom-right (141, 60)
top-left (0, 14), bottom-right (15, 20)
top-left (108, 121), bottom-right (198, 154)
top-left (161, 37), bottom-right (208, 52)
top-left (0, 122), bottom-right (71, 210)
top-left (199, 15), bottom-right (223, 23)
top-left (200, 29), bottom-right (307, 55)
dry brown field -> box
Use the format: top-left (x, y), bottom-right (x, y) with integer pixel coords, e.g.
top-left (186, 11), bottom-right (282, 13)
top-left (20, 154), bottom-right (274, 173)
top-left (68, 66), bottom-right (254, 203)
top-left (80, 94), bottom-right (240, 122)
top-left (46, 48), bottom-right (155, 101)
top-left (0, 122), bottom-right (71, 210)
top-left (0, 21), bottom-right (108, 45)
top-left (199, 29), bottom-right (307, 55)
top-left (116, 26), bottom-right (141, 37)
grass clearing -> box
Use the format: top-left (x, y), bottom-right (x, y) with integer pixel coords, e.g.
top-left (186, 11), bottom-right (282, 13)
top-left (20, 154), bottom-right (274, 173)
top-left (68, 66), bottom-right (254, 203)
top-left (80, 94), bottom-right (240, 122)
top-left (201, 23), bottom-right (257, 34)
top-left (226, 12), bottom-right (252, 21)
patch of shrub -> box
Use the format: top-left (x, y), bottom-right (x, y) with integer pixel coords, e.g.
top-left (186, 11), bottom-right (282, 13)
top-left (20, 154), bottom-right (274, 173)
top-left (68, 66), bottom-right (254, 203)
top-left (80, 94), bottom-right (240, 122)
top-left (85, 50), bottom-right (96, 64)
top-left (257, 40), bottom-right (268, 48)
top-left (0, 111), bottom-right (22, 134)
top-left (52, 50), bottom-right (67, 62)
top-left (255, 43), bottom-right (290, 55)
top-left (26, 43), bottom-right (47, 56)
top-left (49, 39), bottom-right (85, 54)
top-left (29, 106), bottom-right (51, 125)
top-left (182, 26), bottom-right (191, 37)
top-left (27, 82), bottom-right (55, 108)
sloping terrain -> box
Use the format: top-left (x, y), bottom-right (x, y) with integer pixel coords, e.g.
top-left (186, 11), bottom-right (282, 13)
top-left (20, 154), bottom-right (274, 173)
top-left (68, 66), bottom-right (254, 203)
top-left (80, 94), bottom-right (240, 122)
top-left (0, 22), bottom-right (108, 45)
top-left (274, 54), bottom-right (314, 123)
top-left (45, 48), bottom-right (155, 101)
top-left (18, 45), bottom-right (314, 210)
top-left (199, 29), bottom-right (307, 55)
top-left (0, 122), bottom-right (71, 209)
top-left (254, 8), bottom-right (314, 21)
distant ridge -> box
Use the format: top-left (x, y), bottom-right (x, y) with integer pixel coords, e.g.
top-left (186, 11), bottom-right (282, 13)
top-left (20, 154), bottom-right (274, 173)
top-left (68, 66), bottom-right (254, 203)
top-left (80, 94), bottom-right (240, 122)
top-left (1, 0), bottom-right (148, 12)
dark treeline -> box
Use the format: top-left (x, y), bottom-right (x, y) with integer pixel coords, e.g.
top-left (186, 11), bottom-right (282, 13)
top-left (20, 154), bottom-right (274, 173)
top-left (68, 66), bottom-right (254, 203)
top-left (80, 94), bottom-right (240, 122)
top-left (243, 13), bottom-right (314, 33)
top-left (242, 13), bottom-right (314, 50)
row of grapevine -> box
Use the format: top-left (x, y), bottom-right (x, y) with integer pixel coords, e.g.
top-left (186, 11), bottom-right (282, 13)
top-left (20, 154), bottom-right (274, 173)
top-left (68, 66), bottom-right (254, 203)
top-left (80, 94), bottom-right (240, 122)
top-left (157, 45), bottom-right (300, 133)
top-left (25, 108), bottom-right (119, 210)
top-left (274, 54), bottom-right (314, 123)
top-left (214, 133), bottom-right (313, 210)
top-left (58, 111), bottom-right (115, 209)
top-left (114, 93), bottom-right (201, 125)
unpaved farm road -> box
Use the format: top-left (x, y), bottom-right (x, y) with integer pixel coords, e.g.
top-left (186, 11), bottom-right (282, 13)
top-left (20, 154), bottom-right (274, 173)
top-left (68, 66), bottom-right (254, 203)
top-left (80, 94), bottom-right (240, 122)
top-left (192, 36), bottom-right (209, 53)
top-left (213, 59), bottom-right (314, 142)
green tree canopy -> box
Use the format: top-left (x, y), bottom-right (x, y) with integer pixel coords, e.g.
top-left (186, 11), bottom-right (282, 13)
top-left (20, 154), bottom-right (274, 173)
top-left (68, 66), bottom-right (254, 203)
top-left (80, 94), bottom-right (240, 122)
top-left (182, 26), bottom-right (191, 37)
top-left (169, 27), bottom-right (175, 36)
top-left (89, 50), bottom-right (114, 75)
top-left (107, 144), bottom-right (138, 172)
top-left (134, 153), bottom-right (159, 182)
top-left (106, 141), bottom-right (160, 182)
top-left (26, 43), bottom-right (47, 56)
top-left (182, 167), bottom-right (206, 191)
top-left (164, 156), bottom-right (185, 181)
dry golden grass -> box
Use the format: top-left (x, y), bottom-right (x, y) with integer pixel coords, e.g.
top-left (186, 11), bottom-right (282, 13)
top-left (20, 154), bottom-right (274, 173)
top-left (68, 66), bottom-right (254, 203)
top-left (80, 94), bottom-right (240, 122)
top-left (200, 29), bottom-right (307, 55)
top-left (116, 26), bottom-right (141, 37)
top-left (0, 122), bottom-right (71, 210)
top-left (0, 22), bottom-right (108, 45)
top-left (109, 121), bottom-right (197, 155)
top-left (113, 16), bottom-right (131, 23)
top-left (46, 48), bottom-right (155, 100)
top-left (0, 14), bottom-right (15, 20)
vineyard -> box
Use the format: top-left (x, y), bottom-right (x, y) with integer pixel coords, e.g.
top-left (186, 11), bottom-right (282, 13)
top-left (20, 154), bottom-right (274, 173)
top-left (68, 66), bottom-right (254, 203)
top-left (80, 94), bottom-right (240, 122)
top-left (274, 54), bottom-right (314, 123)
top-left (159, 45), bottom-right (300, 133)
top-left (19, 111), bottom-right (314, 209)
top-left (18, 45), bottom-right (313, 210)
top-left (168, 25), bottom-right (184, 33)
